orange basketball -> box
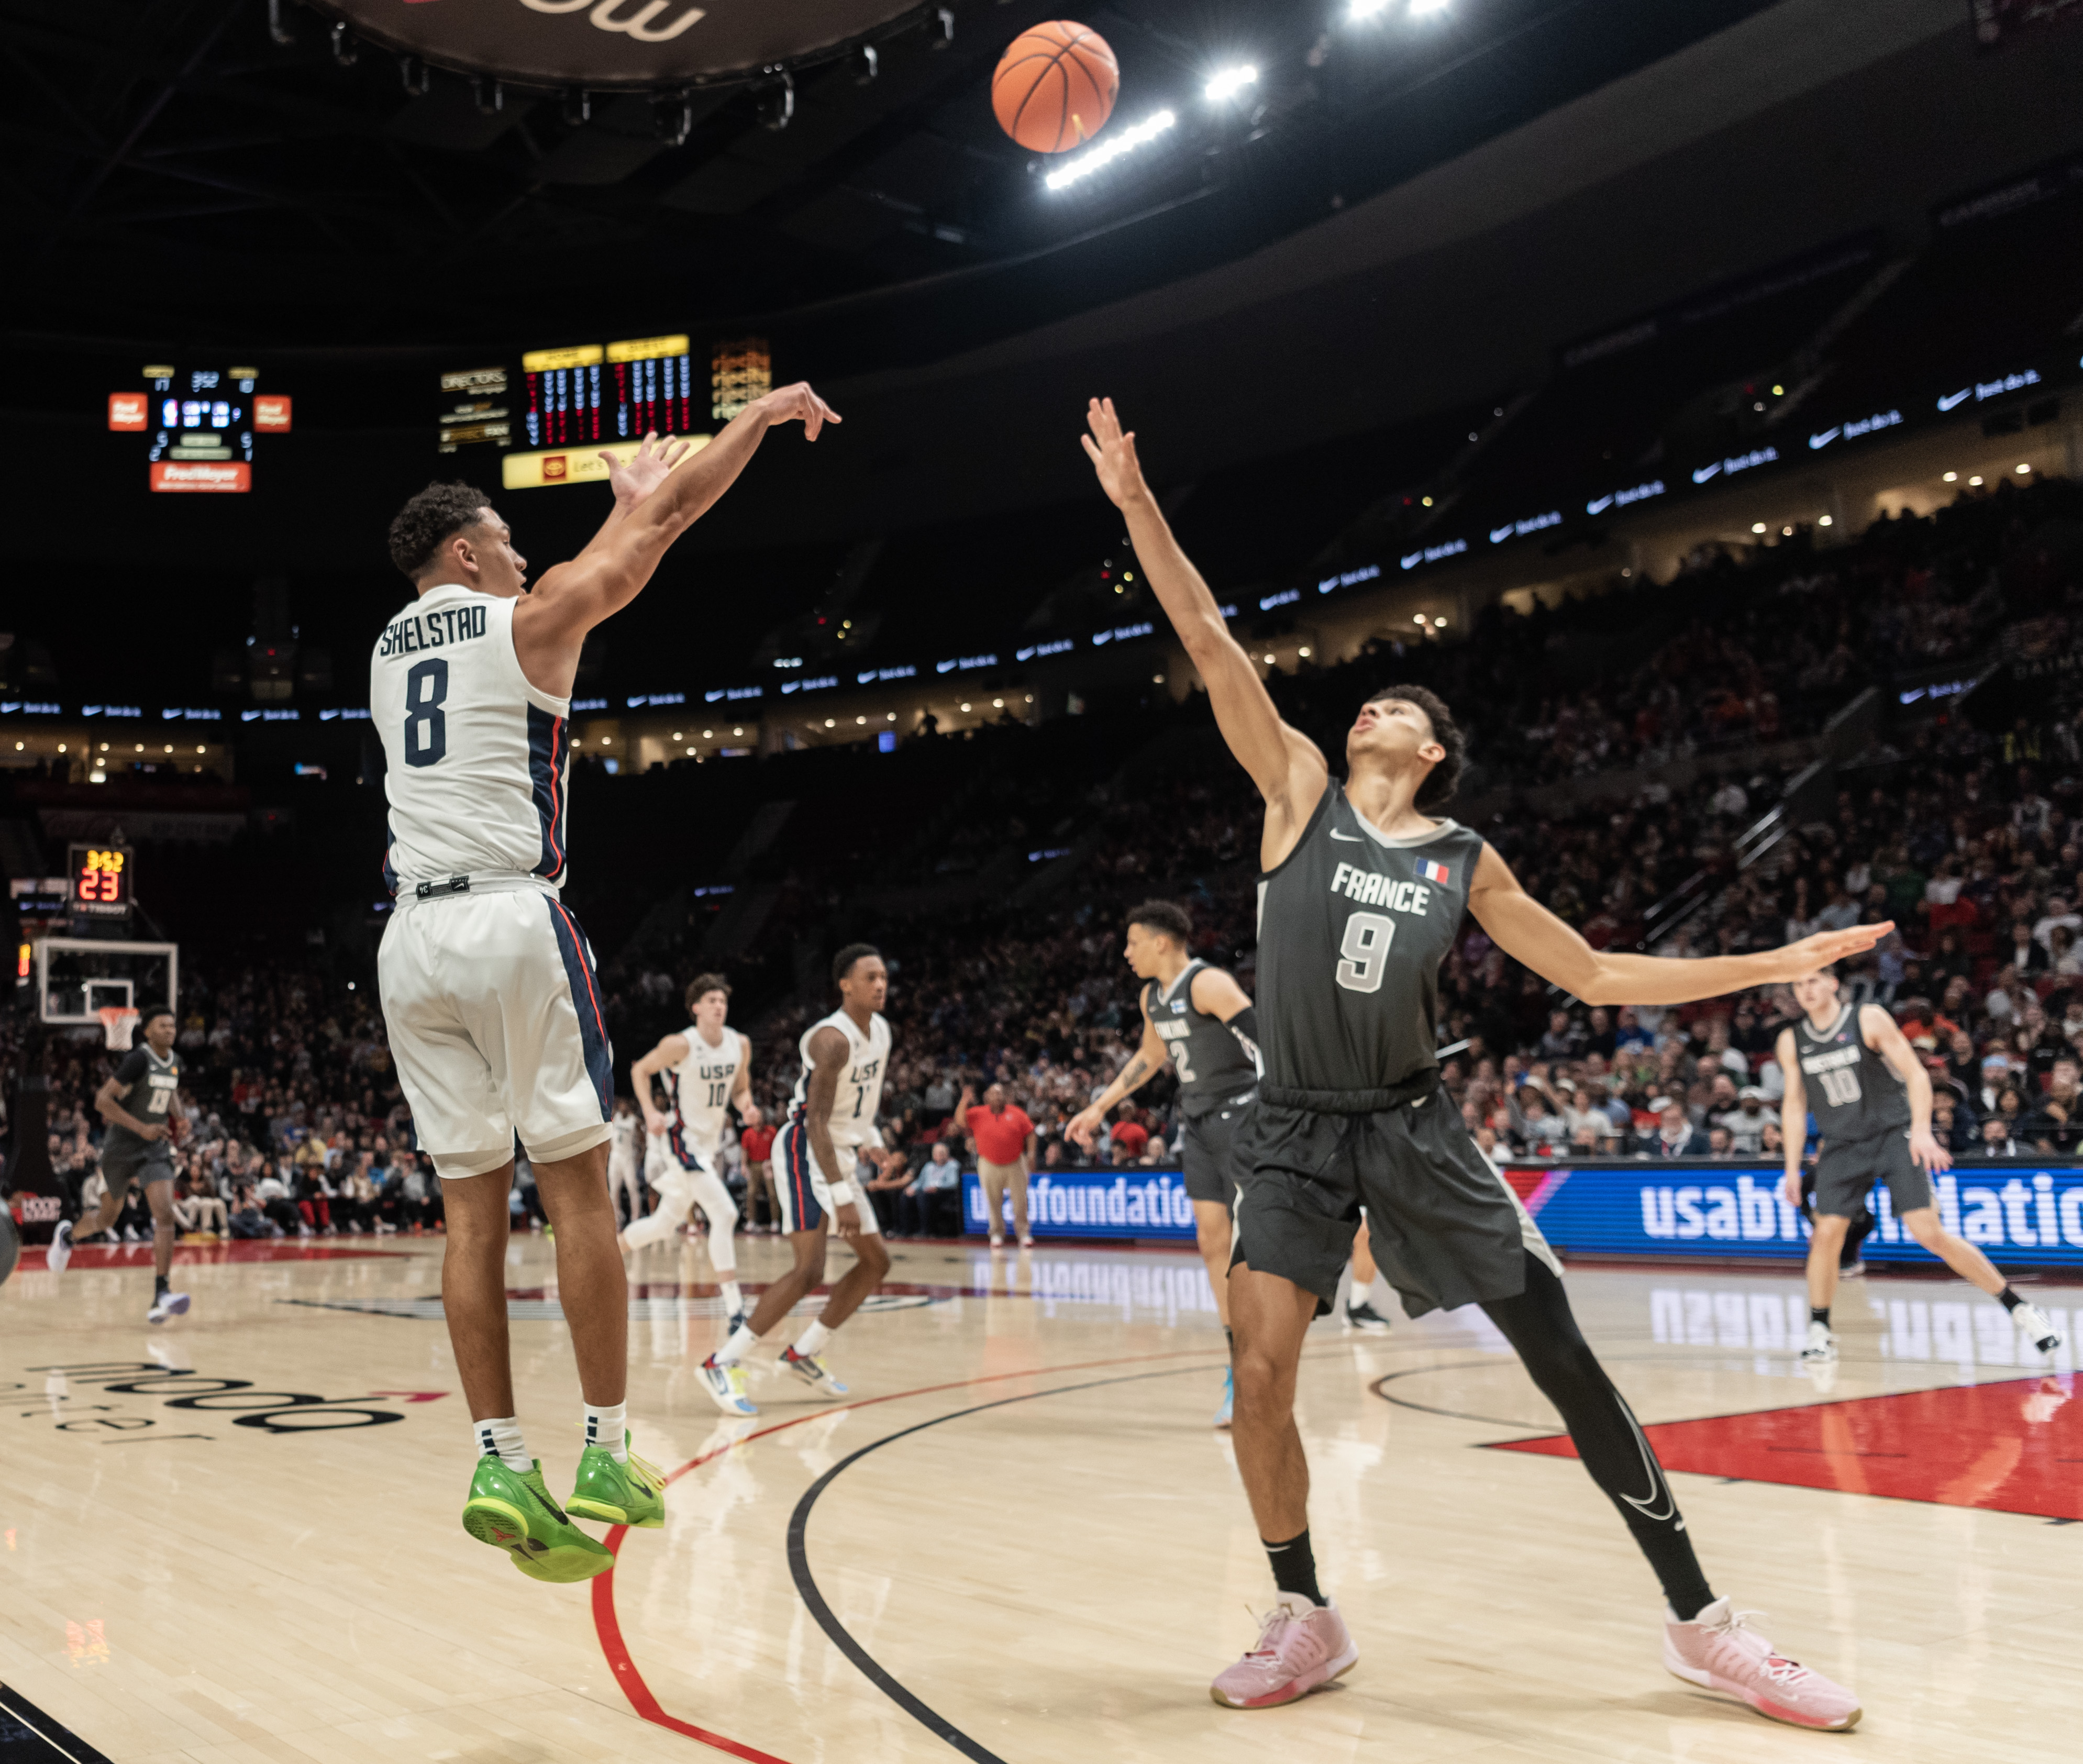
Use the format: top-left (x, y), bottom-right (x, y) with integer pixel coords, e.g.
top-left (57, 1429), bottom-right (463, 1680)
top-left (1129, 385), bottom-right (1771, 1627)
top-left (992, 21), bottom-right (1119, 154)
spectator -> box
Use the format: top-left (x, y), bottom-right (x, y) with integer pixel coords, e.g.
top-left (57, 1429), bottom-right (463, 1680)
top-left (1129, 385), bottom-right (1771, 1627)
top-left (1109, 1107), bottom-right (1151, 1165)
top-left (1646, 1097), bottom-right (1709, 1158)
top-left (172, 1169), bottom-right (228, 1237)
top-left (901, 1141), bottom-right (963, 1237)
top-left (1978, 1115), bottom-right (2020, 1158)
top-left (1718, 1087), bottom-right (1772, 1156)
top-left (227, 1184), bottom-right (272, 1239)
top-left (740, 1118), bottom-right (778, 1232)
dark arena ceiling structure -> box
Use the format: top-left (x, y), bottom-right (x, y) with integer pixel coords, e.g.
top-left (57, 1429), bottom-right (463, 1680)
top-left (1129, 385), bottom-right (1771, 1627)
top-left (6, 0), bottom-right (1792, 364)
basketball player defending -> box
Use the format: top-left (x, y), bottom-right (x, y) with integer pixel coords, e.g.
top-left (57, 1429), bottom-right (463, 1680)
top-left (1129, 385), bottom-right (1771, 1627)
top-left (48, 1004), bottom-right (189, 1324)
top-left (699, 945), bottom-right (896, 1416)
top-left (1068, 900), bottom-right (1258, 1427)
top-left (1083, 397), bottom-right (1879, 1728)
top-left (1779, 967), bottom-right (2060, 1363)
top-left (626, 973), bottom-right (758, 1333)
top-left (374, 383), bottom-right (838, 1583)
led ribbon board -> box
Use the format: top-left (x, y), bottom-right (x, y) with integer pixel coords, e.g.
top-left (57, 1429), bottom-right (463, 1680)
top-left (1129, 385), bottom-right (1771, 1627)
top-left (306, 0), bottom-right (925, 87)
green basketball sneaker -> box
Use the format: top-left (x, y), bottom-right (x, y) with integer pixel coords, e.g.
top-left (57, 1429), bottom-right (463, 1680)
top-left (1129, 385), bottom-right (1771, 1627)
top-left (460, 1456), bottom-right (615, 1583)
top-left (566, 1435), bottom-right (667, 1529)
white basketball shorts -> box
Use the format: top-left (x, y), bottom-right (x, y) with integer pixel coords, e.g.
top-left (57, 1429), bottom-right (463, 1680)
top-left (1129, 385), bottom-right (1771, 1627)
top-left (378, 883), bottom-right (614, 1178)
top-left (772, 1118), bottom-right (881, 1236)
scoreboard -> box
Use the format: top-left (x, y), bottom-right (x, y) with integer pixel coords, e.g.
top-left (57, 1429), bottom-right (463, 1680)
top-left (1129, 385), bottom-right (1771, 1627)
top-left (440, 331), bottom-right (771, 490)
top-left (109, 364), bottom-right (291, 493)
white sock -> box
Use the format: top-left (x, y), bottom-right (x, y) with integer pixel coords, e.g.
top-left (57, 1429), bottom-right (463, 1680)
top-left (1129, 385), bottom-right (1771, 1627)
top-left (793, 1319), bottom-right (833, 1358)
top-left (584, 1401), bottom-right (628, 1462)
top-left (719, 1278), bottom-right (743, 1313)
top-left (475, 1416), bottom-right (531, 1474)
top-left (714, 1323), bottom-right (760, 1365)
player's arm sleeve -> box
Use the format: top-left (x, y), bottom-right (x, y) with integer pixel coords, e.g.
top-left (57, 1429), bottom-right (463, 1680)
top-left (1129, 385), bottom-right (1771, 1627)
top-left (1225, 1005), bottom-right (1260, 1062)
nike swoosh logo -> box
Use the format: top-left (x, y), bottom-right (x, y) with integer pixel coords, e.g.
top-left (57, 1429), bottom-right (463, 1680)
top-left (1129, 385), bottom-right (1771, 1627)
top-left (1936, 388), bottom-right (1971, 412)
top-left (1489, 524), bottom-right (1514, 543)
top-left (1400, 550), bottom-right (1422, 570)
top-left (1691, 464), bottom-right (1721, 484)
top-left (1617, 1397), bottom-right (1677, 1523)
top-left (1585, 495), bottom-right (1614, 515)
top-left (1329, 829), bottom-right (1363, 841)
top-left (1808, 427), bottom-right (1840, 450)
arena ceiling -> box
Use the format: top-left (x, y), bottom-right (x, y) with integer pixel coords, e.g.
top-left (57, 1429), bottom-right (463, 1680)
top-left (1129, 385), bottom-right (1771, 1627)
top-left (4, 0), bottom-right (1787, 360)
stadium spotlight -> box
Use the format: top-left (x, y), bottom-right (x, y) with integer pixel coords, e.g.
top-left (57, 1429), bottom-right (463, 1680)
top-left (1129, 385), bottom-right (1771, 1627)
top-left (1206, 65), bottom-right (1258, 103)
top-left (1045, 110), bottom-right (1177, 190)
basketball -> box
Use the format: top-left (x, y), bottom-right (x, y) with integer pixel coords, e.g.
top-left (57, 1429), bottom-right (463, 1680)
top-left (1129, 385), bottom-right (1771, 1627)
top-left (992, 21), bottom-right (1118, 154)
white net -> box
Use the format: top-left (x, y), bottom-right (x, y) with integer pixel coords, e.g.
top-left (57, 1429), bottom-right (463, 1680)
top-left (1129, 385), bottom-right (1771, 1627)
top-left (97, 1006), bottom-right (140, 1051)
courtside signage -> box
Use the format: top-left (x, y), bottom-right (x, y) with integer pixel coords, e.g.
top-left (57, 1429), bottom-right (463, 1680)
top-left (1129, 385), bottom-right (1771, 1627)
top-left (962, 1169), bottom-right (1198, 1240)
top-left (1513, 1161), bottom-right (2083, 1268)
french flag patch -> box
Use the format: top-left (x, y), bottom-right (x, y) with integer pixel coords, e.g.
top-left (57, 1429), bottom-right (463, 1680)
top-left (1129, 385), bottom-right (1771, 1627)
top-left (1419, 859), bottom-right (1450, 885)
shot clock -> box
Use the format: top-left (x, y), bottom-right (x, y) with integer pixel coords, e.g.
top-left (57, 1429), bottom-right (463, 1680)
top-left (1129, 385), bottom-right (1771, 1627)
top-left (69, 844), bottom-right (134, 921)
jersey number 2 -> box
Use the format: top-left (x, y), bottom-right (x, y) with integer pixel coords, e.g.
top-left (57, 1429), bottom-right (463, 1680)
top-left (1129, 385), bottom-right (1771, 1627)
top-left (1336, 910), bottom-right (1395, 993)
top-left (404, 658), bottom-right (449, 768)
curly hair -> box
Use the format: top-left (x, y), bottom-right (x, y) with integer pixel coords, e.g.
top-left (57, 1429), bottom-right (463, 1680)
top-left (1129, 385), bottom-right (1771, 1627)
top-left (1364, 683), bottom-right (1465, 810)
top-left (685, 973), bottom-right (732, 1013)
top-left (387, 481), bottom-right (493, 580)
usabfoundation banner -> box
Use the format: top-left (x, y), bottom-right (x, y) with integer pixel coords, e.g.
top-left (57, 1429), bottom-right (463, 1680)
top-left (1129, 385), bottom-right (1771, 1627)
top-left (1508, 1160), bottom-right (2083, 1268)
top-left (962, 1169), bottom-right (1197, 1241)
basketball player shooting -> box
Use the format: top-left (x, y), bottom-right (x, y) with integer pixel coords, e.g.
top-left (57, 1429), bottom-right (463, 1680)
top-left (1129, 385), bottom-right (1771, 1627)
top-left (1081, 396), bottom-right (1883, 1728)
top-left (373, 383), bottom-right (837, 1585)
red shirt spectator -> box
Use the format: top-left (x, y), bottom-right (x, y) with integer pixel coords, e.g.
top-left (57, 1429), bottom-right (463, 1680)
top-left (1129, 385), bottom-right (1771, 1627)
top-left (963, 1097), bottom-right (1034, 1166)
top-left (740, 1124), bottom-right (777, 1164)
top-left (1111, 1119), bottom-right (1150, 1161)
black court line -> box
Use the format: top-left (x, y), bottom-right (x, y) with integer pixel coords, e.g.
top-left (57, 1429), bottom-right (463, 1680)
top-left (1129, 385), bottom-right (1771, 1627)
top-left (785, 1351), bottom-right (1351, 1763)
top-left (0, 1684), bottom-right (115, 1764)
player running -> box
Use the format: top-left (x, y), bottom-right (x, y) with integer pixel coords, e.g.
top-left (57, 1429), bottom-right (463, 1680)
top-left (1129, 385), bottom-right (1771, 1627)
top-left (606, 1097), bottom-right (646, 1229)
top-left (1082, 395), bottom-right (1877, 1729)
top-left (372, 384), bottom-right (837, 1583)
top-left (700, 945), bottom-right (896, 1415)
top-left (625, 973), bottom-right (758, 1332)
top-left (1778, 966), bottom-right (2061, 1363)
top-left (1068, 899), bottom-right (1259, 1426)
top-left (48, 1004), bottom-right (189, 1324)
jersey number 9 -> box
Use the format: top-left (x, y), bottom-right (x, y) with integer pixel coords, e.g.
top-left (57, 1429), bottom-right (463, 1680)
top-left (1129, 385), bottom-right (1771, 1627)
top-left (1336, 910), bottom-right (1396, 994)
top-left (404, 659), bottom-right (450, 768)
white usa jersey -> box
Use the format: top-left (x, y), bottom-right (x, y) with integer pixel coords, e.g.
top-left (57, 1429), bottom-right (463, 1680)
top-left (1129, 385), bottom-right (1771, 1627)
top-left (669, 1027), bottom-right (746, 1161)
top-left (786, 1009), bottom-right (891, 1151)
top-left (371, 584), bottom-right (571, 894)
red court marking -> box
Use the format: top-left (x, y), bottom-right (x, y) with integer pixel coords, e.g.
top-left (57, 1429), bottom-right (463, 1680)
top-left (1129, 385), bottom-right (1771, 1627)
top-left (18, 1240), bottom-right (405, 1268)
top-left (590, 1346), bottom-right (1225, 1759)
top-left (1491, 1374), bottom-right (2083, 1518)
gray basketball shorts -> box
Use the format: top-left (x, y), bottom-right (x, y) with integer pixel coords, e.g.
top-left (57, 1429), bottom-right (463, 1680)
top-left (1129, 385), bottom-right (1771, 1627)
top-left (1230, 1086), bottom-right (1559, 1319)
top-left (1179, 1091), bottom-right (1254, 1206)
top-left (1813, 1130), bottom-right (1931, 1218)
top-left (102, 1139), bottom-right (176, 1189)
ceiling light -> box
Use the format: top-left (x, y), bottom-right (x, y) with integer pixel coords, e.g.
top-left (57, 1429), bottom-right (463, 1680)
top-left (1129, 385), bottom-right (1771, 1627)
top-left (1771, 384), bottom-right (1784, 395)
top-left (1421, 495), bottom-right (1433, 506)
top-left (992, 698), bottom-right (1004, 708)
top-left (960, 703), bottom-right (971, 712)
top-left (672, 731), bottom-right (682, 740)
top-left (703, 729), bottom-right (713, 738)
top-left (1153, 674), bottom-right (1165, 683)
top-left (1781, 526), bottom-right (1793, 536)
top-left (1205, 65), bottom-right (1257, 104)
top-left (1262, 653), bottom-right (1276, 664)
top-left (1045, 110), bottom-right (1177, 191)
top-left (1969, 476), bottom-right (1983, 486)
top-left (886, 712), bottom-right (896, 720)
top-left (1751, 523), bottom-right (1767, 534)
top-left (1433, 618), bottom-right (1447, 628)
top-left (685, 746), bottom-right (694, 755)
top-left (1412, 614), bottom-right (1425, 625)
top-left (733, 727), bottom-right (743, 736)
top-left (1819, 515), bottom-right (1833, 527)
top-left (2018, 463), bottom-right (2032, 474)
top-left (855, 715), bottom-right (867, 725)
top-left (1942, 471), bottom-right (1957, 482)
top-left (825, 718), bottom-right (835, 728)
top-left (1298, 647), bottom-right (1311, 658)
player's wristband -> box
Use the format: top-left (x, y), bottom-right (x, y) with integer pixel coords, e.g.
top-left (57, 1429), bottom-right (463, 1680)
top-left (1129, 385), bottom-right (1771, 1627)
top-left (826, 1181), bottom-right (856, 1208)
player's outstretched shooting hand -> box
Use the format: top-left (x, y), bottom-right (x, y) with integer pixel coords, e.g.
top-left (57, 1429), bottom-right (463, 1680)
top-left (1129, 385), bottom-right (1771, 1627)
top-left (1766, 922), bottom-right (1897, 980)
top-left (1065, 1104), bottom-right (1102, 1150)
top-left (1080, 397), bottom-right (1148, 508)
top-left (601, 430), bottom-right (694, 505)
top-left (757, 382), bottom-right (841, 440)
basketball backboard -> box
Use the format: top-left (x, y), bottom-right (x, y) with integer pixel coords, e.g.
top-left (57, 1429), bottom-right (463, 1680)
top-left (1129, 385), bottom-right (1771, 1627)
top-left (36, 938), bottom-right (178, 1027)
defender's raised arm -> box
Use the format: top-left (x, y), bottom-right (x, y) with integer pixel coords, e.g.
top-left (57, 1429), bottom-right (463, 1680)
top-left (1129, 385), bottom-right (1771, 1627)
top-left (1080, 398), bottom-right (1326, 854)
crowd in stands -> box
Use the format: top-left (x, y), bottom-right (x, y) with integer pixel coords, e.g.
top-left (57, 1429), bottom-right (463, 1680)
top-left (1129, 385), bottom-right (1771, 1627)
top-left (7, 476), bottom-right (2081, 1241)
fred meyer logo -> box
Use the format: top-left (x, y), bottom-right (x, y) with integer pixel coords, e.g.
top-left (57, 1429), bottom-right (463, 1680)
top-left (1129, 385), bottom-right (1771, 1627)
top-left (150, 461), bottom-right (249, 493)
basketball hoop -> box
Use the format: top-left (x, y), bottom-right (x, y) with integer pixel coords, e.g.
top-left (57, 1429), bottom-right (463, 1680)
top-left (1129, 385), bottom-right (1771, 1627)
top-left (97, 1006), bottom-right (140, 1051)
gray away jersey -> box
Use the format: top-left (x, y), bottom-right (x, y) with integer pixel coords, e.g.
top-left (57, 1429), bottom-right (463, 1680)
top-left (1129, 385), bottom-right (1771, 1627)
top-left (1793, 1003), bottom-right (1909, 1143)
top-left (104, 1045), bottom-right (182, 1156)
top-left (1143, 960), bottom-right (1259, 1117)
top-left (1255, 784), bottom-right (1484, 1094)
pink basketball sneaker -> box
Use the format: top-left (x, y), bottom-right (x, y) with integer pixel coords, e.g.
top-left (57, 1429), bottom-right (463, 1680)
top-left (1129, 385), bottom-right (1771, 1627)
top-left (1210, 1594), bottom-right (1358, 1709)
top-left (1664, 1598), bottom-right (1862, 1730)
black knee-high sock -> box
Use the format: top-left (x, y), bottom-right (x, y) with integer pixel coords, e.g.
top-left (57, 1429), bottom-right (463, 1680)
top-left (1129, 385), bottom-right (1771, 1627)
top-left (1479, 1253), bottom-right (1715, 1621)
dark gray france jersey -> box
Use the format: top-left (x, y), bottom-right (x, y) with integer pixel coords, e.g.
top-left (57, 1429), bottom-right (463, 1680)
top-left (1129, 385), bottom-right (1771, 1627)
top-left (1793, 1003), bottom-right (1909, 1143)
top-left (104, 1045), bottom-right (182, 1156)
top-left (1255, 784), bottom-right (1485, 1093)
top-left (1143, 961), bottom-right (1259, 1117)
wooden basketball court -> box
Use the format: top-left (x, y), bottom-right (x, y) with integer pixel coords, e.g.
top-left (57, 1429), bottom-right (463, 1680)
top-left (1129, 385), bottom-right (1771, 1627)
top-left (3, 1235), bottom-right (2078, 1763)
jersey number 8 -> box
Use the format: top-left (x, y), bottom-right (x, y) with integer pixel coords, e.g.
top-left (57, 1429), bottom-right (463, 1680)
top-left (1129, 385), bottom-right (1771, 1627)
top-left (404, 658), bottom-right (450, 768)
top-left (1336, 910), bottom-right (1396, 994)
